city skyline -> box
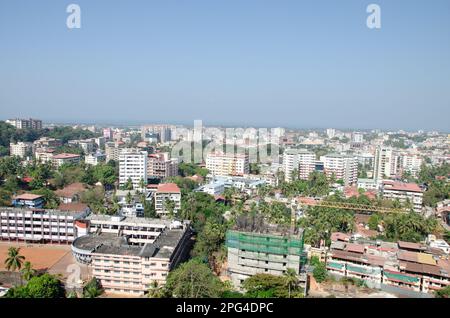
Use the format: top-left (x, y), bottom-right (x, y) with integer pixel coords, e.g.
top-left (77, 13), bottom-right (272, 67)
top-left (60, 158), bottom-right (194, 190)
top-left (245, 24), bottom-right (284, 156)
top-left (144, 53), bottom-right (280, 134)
top-left (1, 0), bottom-right (449, 131)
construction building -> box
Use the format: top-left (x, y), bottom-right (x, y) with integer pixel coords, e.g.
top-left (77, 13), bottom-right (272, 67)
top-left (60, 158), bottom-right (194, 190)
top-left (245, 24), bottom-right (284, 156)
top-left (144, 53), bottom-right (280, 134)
top-left (226, 225), bottom-right (307, 289)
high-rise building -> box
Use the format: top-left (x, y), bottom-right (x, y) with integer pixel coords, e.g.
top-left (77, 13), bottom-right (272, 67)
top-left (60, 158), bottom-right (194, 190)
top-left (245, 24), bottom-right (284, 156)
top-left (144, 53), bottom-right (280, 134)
top-left (400, 154), bottom-right (423, 178)
top-left (320, 154), bottom-right (358, 186)
top-left (352, 132), bottom-right (364, 143)
top-left (283, 149), bottom-right (316, 182)
top-left (103, 128), bottom-right (113, 140)
top-left (373, 147), bottom-right (400, 181)
top-left (119, 150), bottom-right (148, 189)
top-left (105, 141), bottom-right (125, 162)
top-left (326, 128), bottom-right (336, 139)
top-left (205, 151), bottom-right (249, 176)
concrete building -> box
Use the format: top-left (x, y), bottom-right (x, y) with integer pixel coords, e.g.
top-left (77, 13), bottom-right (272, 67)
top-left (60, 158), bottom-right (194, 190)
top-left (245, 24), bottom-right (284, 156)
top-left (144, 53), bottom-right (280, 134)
top-left (206, 152), bottom-right (249, 176)
top-left (9, 142), bottom-right (32, 158)
top-left (226, 228), bottom-right (307, 289)
top-left (154, 183), bottom-right (181, 216)
top-left (85, 151), bottom-right (106, 166)
top-left (6, 118), bottom-right (42, 130)
top-left (400, 154), bottom-right (423, 178)
top-left (34, 148), bottom-right (55, 163)
top-left (12, 194), bottom-right (45, 209)
top-left (147, 152), bottom-right (179, 179)
top-left (373, 147), bottom-right (400, 182)
top-left (0, 207), bottom-right (89, 243)
top-left (326, 128), bottom-right (336, 139)
top-left (52, 153), bottom-right (81, 167)
top-left (105, 141), bottom-right (125, 162)
top-left (381, 181), bottom-right (424, 212)
top-left (320, 154), bottom-right (358, 186)
top-left (326, 233), bottom-right (450, 296)
top-left (283, 149), bottom-right (316, 182)
top-left (71, 219), bottom-right (191, 296)
top-left (119, 150), bottom-right (148, 189)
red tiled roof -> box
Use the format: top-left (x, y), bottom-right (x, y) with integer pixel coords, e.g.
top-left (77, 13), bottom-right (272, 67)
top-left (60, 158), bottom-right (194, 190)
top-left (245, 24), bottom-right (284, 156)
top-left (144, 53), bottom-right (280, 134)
top-left (55, 182), bottom-right (87, 198)
top-left (53, 153), bottom-right (80, 159)
top-left (331, 232), bottom-right (351, 242)
top-left (345, 243), bottom-right (365, 254)
top-left (58, 202), bottom-right (89, 213)
top-left (157, 183), bottom-right (181, 193)
top-left (14, 193), bottom-right (43, 200)
top-left (398, 241), bottom-right (426, 251)
top-left (383, 181), bottom-right (422, 193)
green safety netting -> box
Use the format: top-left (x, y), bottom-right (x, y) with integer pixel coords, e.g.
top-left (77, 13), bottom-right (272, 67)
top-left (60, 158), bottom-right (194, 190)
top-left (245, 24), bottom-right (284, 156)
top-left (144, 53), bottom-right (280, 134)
top-left (384, 271), bottom-right (419, 283)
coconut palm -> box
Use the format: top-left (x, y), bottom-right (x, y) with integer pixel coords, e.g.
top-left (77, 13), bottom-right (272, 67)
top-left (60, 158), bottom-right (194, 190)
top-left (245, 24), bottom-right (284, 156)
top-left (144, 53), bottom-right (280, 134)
top-left (283, 268), bottom-right (299, 298)
top-left (147, 281), bottom-right (164, 298)
top-left (4, 247), bottom-right (25, 285)
top-left (20, 261), bottom-right (36, 281)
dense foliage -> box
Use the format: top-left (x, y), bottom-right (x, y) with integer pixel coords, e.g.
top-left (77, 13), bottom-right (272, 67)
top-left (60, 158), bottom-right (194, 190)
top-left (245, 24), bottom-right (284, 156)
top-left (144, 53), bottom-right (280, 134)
top-left (4, 274), bottom-right (65, 298)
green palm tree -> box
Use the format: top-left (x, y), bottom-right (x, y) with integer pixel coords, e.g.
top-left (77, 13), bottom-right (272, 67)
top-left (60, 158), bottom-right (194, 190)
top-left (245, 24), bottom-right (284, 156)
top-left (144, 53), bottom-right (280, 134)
top-left (283, 268), bottom-right (299, 298)
top-left (4, 247), bottom-right (25, 285)
top-left (20, 261), bottom-right (36, 281)
top-left (147, 281), bottom-right (164, 298)
top-left (139, 178), bottom-right (146, 191)
top-left (126, 191), bottom-right (133, 205)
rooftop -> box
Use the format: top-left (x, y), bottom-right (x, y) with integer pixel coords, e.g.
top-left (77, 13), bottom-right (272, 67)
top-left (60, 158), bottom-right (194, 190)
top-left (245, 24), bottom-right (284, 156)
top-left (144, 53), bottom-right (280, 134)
top-left (54, 182), bottom-right (87, 198)
top-left (13, 193), bottom-right (43, 201)
top-left (382, 181), bottom-right (423, 193)
top-left (157, 183), bottom-right (181, 193)
top-left (53, 153), bottom-right (81, 160)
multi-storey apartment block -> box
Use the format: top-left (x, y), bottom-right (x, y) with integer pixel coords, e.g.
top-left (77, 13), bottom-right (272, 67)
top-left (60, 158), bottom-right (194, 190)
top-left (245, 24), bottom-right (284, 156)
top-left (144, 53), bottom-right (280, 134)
top-left (52, 153), bottom-right (81, 167)
top-left (6, 118), bottom-right (42, 130)
top-left (0, 207), bottom-right (89, 243)
top-left (71, 218), bottom-right (191, 296)
top-left (320, 154), bottom-right (358, 186)
top-left (9, 142), bottom-right (32, 158)
top-left (226, 229), bottom-right (307, 289)
top-left (206, 151), bottom-right (249, 176)
top-left (283, 149), bottom-right (316, 182)
top-left (119, 150), bottom-right (148, 189)
top-left (105, 141), bottom-right (125, 162)
top-left (147, 152), bottom-right (179, 179)
top-left (381, 181), bottom-right (424, 212)
top-left (373, 147), bottom-right (400, 181)
top-left (154, 183), bottom-right (181, 216)
top-left (85, 151), bottom-right (106, 166)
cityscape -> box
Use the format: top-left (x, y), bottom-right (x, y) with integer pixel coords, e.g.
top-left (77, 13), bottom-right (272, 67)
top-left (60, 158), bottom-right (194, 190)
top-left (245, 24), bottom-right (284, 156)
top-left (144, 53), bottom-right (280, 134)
top-left (0, 0), bottom-right (449, 306)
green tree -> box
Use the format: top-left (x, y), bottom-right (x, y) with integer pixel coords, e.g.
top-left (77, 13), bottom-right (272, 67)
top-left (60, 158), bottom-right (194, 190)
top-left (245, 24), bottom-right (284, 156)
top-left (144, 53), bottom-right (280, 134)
top-left (312, 261), bottom-right (328, 283)
top-left (435, 285), bottom-right (450, 298)
top-left (20, 261), bottom-right (36, 282)
top-left (283, 268), bottom-right (299, 298)
top-left (242, 273), bottom-right (289, 298)
top-left (83, 277), bottom-right (103, 298)
top-left (147, 281), bottom-right (165, 298)
top-left (5, 273), bottom-right (65, 298)
top-left (4, 247), bottom-right (25, 285)
top-left (165, 259), bottom-right (224, 298)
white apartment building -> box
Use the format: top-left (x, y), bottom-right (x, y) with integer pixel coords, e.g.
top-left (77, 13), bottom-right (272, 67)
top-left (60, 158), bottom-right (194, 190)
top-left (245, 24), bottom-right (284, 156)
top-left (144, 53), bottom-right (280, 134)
top-left (105, 141), bottom-right (125, 162)
top-left (352, 132), bottom-right (364, 143)
top-left (119, 150), bottom-right (148, 189)
top-left (154, 183), bottom-right (181, 216)
top-left (9, 142), bottom-right (32, 158)
top-left (52, 153), bottom-right (81, 167)
top-left (283, 148), bottom-right (316, 182)
top-left (326, 128), bottom-right (336, 139)
top-left (34, 148), bottom-right (55, 163)
top-left (85, 152), bottom-right (106, 166)
top-left (71, 219), bottom-right (191, 296)
top-left (147, 152), bottom-right (179, 179)
top-left (320, 154), bottom-right (358, 186)
top-left (0, 207), bottom-right (89, 243)
top-left (373, 147), bottom-right (400, 182)
top-left (205, 152), bottom-right (249, 176)
top-left (401, 154), bottom-right (423, 177)
top-left (6, 118), bottom-right (42, 130)
top-left (381, 181), bottom-right (424, 212)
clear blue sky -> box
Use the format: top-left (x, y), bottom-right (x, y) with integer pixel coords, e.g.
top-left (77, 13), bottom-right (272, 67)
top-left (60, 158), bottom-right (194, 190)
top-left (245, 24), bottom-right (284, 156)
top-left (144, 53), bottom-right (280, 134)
top-left (0, 0), bottom-right (449, 131)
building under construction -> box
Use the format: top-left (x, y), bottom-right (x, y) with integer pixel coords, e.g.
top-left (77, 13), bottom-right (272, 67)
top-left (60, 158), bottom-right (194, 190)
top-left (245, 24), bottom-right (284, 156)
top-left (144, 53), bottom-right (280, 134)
top-left (226, 214), bottom-right (307, 288)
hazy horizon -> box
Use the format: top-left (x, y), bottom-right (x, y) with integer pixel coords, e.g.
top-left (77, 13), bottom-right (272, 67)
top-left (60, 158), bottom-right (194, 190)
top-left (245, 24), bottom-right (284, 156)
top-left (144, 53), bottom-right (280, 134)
top-left (1, 0), bottom-right (449, 131)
